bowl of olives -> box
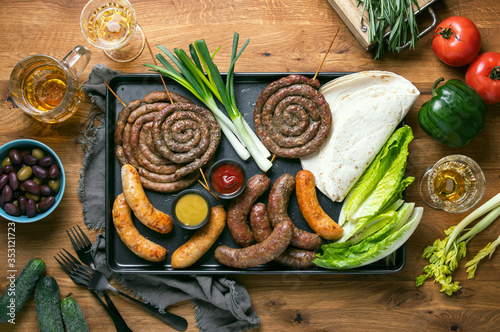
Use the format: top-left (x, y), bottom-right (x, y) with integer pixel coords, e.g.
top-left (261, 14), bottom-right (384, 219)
top-left (0, 139), bottom-right (65, 223)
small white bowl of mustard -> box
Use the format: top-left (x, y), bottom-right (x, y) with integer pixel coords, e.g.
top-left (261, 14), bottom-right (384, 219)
top-left (172, 189), bottom-right (211, 230)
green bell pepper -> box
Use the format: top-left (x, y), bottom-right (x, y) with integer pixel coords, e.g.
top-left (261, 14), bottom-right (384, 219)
top-left (418, 77), bottom-right (487, 147)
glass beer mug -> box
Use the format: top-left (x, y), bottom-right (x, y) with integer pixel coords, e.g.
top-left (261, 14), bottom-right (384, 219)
top-left (9, 45), bottom-right (91, 124)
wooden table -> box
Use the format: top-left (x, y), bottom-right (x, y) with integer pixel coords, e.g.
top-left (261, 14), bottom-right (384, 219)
top-left (1, 0), bottom-right (499, 331)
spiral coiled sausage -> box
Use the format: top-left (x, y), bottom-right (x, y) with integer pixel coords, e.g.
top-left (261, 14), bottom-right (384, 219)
top-left (114, 92), bottom-right (220, 193)
top-left (253, 75), bottom-right (332, 158)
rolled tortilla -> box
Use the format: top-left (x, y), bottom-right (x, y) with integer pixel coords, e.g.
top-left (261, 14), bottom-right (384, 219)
top-left (300, 71), bottom-right (419, 202)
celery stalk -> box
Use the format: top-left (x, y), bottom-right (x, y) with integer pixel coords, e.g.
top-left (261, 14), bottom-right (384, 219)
top-left (416, 194), bottom-right (500, 295)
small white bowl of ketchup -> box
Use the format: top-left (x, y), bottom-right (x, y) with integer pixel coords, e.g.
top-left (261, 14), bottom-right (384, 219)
top-left (208, 159), bottom-right (246, 200)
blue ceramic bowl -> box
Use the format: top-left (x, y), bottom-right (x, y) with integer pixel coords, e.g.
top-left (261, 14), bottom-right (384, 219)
top-left (0, 139), bottom-right (65, 223)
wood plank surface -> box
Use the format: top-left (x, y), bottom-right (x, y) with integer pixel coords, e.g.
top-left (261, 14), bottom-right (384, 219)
top-left (1, 0), bottom-right (500, 331)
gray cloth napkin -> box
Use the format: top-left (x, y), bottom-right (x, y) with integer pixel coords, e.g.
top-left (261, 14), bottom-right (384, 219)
top-left (77, 64), bottom-right (260, 332)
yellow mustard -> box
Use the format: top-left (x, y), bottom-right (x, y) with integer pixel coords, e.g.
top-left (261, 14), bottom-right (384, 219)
top-left (175, 193), bottom-right (209, 226)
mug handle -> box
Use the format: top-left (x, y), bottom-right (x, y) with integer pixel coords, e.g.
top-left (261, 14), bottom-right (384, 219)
top-left (62, 45), bottom-right (91, 77)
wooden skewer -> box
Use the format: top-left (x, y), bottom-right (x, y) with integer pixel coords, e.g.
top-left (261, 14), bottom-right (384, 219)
top-left (199, 168), bottom-right (210, 189)
top-left (199, 168), bottom-right (219, 200)
top-left (104, 81), bottom-right (126, 107)
top-left (264, 154), bottom-right (276, 175)
top-left (197, 179), bottom-right (220, 200)
top-left (145, 37), bottom-right (174, 104)
top-left (313, 28), bottom-right (340, 81)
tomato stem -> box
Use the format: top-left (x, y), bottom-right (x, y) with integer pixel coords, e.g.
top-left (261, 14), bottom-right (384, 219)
top-left (435, 24), bottom-right (463, 42)
top-left (488, 66), bottom-right (500, 80)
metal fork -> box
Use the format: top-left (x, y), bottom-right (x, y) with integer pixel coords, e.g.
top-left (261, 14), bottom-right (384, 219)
top-left (55, 252), bottom-right (132, 332)
top-left (57, 250), bottom-right (188, 331)
top-left (67, 226), bottom-right (128, 328)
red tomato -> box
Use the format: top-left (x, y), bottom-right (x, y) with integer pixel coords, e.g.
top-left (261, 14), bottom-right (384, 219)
top-left (466, 52), bottom-right (500, 104)
top-left (431, 16), bottom-right (481, 67)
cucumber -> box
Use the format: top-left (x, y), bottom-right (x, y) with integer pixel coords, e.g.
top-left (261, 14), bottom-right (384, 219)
top-left (35, 276), bottom-right (64, 332)
top-left (61, 296), bottom-right (89, 332)
top-left (0, 258), bottom-right (46, 323)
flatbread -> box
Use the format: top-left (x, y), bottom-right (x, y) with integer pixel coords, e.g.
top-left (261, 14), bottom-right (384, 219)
top-left (300, 71), bottom-right (419, 202)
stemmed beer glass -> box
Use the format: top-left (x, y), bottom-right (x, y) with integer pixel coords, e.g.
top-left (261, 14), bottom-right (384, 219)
top-left (80, 0), bottom-right (145, 62)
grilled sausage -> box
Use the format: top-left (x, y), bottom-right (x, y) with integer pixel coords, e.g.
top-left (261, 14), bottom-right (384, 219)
top-left (112, 193), bottom-right (167, 262)
top-left (227, 174), bottom-right (271, 247)
top-left (215, 219), bottom-right (293, 268)
top-left (171, 205), bottom-right (227, 269)
top-left (115, 92), bottom-right (215, 194)
top-left (115, 99), bottom-right (142, 145)
top-left (296, 170), bottom-right (343, 240)
top-left (267, 173), bottom-right (322, 250)
top-left (249, 203), bottom-right (272, 243)
top-left (253, 75), bottom-right (332, 158)
top-left (121, 164), bottom-right (173, 233)
top-left (273, 247), bottom-right (317, 269)
top-left (250, 203), bottom-right (316, 269)
top-left (143, 91), bottom-right (192, 104)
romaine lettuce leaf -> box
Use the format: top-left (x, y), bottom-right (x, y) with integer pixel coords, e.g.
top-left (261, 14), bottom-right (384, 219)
top-left (313, 125), bottom-right (422, 270)
top-left (337, 125), bottom-right (414, 242)
top-left (314, 207), bottom-right (423, 269)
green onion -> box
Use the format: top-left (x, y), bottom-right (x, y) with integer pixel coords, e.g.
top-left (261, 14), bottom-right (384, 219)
top-left (144, 33), bottom-right (272, 172)
top-left (415, 193), bottom-right (500, 295)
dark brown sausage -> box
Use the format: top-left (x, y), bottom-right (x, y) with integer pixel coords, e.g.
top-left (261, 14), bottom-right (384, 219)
top-left (267, 173), bottom-right (322, 250)
top-left (115, 94), bottom-right (220, 194)
top-left (227, 174), bottom-right (271, 247)
top-left (115, 99), bottom-right (142, 145)
top-left (250, 202), bottom-right (317, 269)
top-left (274, 247), bottom-right (316, 269)
top-left (249, 203), bottom-right (272, 243)
top-left (253, 75), bottom-right (332, 158)
top-left (143, 91), bottom-right (192, 104)
top-left (139, 170), bottom-right (200, 193)
top-left (152, 103), bottom-right (221, 178)
top-left (215, 219), bottom-right (293, 268)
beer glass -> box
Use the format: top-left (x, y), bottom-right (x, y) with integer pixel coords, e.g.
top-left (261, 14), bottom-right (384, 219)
top-left (9, 45), bottom-right (91, 123)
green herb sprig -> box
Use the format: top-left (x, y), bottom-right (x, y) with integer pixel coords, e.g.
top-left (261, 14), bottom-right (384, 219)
top-left (357, 0), bottom-right (420, 59)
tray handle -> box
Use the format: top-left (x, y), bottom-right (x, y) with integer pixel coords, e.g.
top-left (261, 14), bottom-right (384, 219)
top-left (385, 6), bottom-right (438, 52)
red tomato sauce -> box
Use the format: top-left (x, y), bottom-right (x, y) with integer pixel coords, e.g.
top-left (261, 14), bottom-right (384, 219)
top-left (210, 163), bottom-right (244, 195)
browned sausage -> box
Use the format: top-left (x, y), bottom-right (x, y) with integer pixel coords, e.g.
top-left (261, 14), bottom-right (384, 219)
top-left (138, 171), bottom-right (200, 193)
top-left (115, 99), bottom-right (142, 145)
top-left (253, 75), bottom-right (332, 158)
top-left (227, 174), bottom-right (271, 247)
top-left (250, 203), bottom-right (316, 269)
top-left (249, 203), bottom-right (272, 243)
top-left (121, 164), bottom-right (173, 233)
top-left (143, 91), bottom-right (192, 104)
top-left (267, 173), bottom-right (322, 250)
top-left (274, 248), bottom-right (316, 269)
top-left (112, 193), bottom-right (167, 262)
top-left (116, 97), bottom-right (219, 194)
top-left (296, 170), bottom-right (343, 240)
top-left (171, 205), bottom-right (226, 269)
top-left (214, 219), bottom-right (293, 268)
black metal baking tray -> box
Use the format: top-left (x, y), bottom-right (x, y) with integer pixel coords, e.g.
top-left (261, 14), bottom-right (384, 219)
top-left (105, 72), bottom-right (406, 274)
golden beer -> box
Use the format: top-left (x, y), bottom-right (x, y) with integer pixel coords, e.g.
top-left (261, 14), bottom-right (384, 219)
top-left (86, 2), bottom-right (135, 48)
top-left (22, 64), bottom-right (67, 112)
